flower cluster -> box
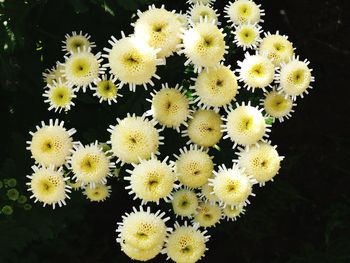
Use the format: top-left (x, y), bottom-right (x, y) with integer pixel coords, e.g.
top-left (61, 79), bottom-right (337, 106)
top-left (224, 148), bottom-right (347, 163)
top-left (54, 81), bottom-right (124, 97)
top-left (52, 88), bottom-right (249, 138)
top-left (27, 0), bottom-right (314, 261)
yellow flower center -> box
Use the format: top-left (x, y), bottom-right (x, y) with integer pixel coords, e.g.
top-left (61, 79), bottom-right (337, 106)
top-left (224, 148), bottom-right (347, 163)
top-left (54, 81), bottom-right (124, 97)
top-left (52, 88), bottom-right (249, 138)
top-left (97, 80), bottom-right (117, 98)
top-left (51, 86), bottom-right (71, 106)
top-left (72, 58), bottom-right (91, 77)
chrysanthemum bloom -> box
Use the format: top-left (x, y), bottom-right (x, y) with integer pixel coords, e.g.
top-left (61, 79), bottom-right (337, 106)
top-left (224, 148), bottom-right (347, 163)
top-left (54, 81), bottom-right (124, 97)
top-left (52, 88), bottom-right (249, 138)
top-left (222, 202), bottom-right (245, 221)
top-left (173, 145), bottom-right (214, 188)
top-left (209, 164), bottom-right (256, 207)
top-left (116, 206), bottom-right (170, 252)
top-left (125, 156), bottom-right (176, 204)
top-left (188, 3), bottom-right (219, 25)
top-left (27, 119), bottom-right (76, 167)
top-left (163, 222), bottom-right (209, 263)
top-left (191, 64), bottom-right (238, 110)
top-left (261, 89), bottom-right (296, 122)
top-left (233, 23), bottom-right (262, 50)
top-left (199, 182), bottom-right (220, 203)
top-left (91, 74), bottom-right (122, 105)
top-left (176, 11), bottom-right (189, 28)
top-left (134, 5), bottom-right (183, 58)
top-left (26, 165), bottom-right (71, 209)
top-left (193, 202), bottom-right (221, 228)
top-left (183, 109), bottom-right (223, 147)
top-left (67, 179), bottom-right (82, 191)
top-left (62, 31), bottom-right (96, 54)
top-left (275, 56), bottom-right (314, 100)
top-left (42, 62), bottom-right (67, 86)
top-left (43, 79), bottom-right (76, 113)
top-left (171, 188), bottom-right (199, 218)
top-left (187, 0), bottom-right (215, 6)
top-left (222, 102), bottom-right (270, 147)
top-left (224, 0), bottom-right (265, 25)
top-left (108, 114), bottom-right (163, 165)
top-left (147, 84), bottom-right (190, 132)
top-left (69, 141), bottom-right (114, 188)
top-left (104, 33), bottom-right (164, 92)
top-left (63, 47), bottom-right (104, 92)
top-left (84, 183), bottom-right (111, 202)
top-left (259, 31), bottom-right (294, 65)
top-left (236, 142), bottom-right (284, 186)
top-left (237, 52), bottom-right (275, 91)
top-left (178, 18), bottom-right (227, 73)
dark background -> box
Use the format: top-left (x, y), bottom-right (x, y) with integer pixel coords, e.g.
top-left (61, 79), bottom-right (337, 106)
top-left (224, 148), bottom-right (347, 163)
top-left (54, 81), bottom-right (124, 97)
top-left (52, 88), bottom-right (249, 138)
top-left (1, 0), bottom-right (350, 262)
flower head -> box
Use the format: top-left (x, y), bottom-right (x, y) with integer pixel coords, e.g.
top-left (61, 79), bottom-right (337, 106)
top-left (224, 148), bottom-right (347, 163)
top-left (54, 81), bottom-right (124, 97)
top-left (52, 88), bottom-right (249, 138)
top-left (108, 114), bottom-right (163, 165)
top-left (69, 141), bottom-right (114, 188)
top-left (183, 109), bottom-right (223, 147)
top-left (237, 52), bottom-right (275, 91)
top-left (173, 145), bottom-right (214, 188)
top-left (171, 188), bottom-right (199, 218)
top-left (275, 56), bottom-right (314, 100)
top-left (42, 62), bottom-right (67, 86)
top-left (26, 165), bottom-right (71, 209)
top-left (164, 222), bottom-right (209, 263)
top-left (63, 47), bottom-right (104, 92)
top-left (261, 89), bottom-right (295, 122)
top-left (27, 119), bottom-right (76, 167)
top-left (192, 64), bottom-right (239, 110)
top-left (222, 102), bottom-right (269, 147)
top-left (209, 164), bottom-right (256, 207)
top-left (178, 19), bottom-right (227, 73)
top-left (224, 0), bottom-right (265, 25)
top-left (187, 0), bottom-right (215, 6)
top-left (134, 5), bottom-right (183, 58)
top-left (84, 183), bottom-right (111, 202)
top-left (188, 3), bottom-right (219, 25)
top-left (104, 33), bottom-right (164, 92)
top-left (259, 31), bottom-right (294, 65)
top-left (193, 202), bottom-right (221, 228)
top-left (199, 182), bottom-right (220, 203)
top-left (222, 202), bottom-right (245, 221)
top-left (125, 155), bottom-right (176, 204)
top-left (147, 83), bottom-right (190, 132)
top-left (116, 206), bottom-right (170, 253)
top-left (236, 142), bottom-right (284, 186)
top-left (92, 74), bottom-right (122, 104)
top-left (233, 23), bottom-right (262, 50)
top-left (43, 79), bottom-right (76, 113)
top-left (62, 31), bottom-right (96, 54)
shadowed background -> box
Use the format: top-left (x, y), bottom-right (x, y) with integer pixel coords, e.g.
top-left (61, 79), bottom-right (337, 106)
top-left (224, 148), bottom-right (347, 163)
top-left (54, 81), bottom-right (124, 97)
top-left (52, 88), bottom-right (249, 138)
top-left (0, 0), bottom-right (349, 262)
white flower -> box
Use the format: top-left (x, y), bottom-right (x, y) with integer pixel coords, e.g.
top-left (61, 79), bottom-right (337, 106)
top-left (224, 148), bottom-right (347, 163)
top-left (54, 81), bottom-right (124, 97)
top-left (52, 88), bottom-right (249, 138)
top-left (62, 31), bottom-right (96, 54)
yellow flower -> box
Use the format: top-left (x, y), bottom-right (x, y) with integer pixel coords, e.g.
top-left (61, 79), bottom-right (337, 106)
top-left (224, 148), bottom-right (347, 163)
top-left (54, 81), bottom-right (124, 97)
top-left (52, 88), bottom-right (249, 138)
top-left (224, 0), bottom-right (265, 25)
top-left (261, 89), bottom-right (295, 122)
top-left (64, 47), bottom-right (104, 92)
top-left (276, 56), bottom-right (314, 100)
top-left (92, 74), bottom-right (122, 104)
top-left (172, 188), bottom-right (199, 218)
top-left (237, 52), bottom-right (275, 91)
top-left (237, 142), bottom-right (284, 186)
top-left (209, 164), bottom-right (256, 207)
top-left (192, 64), bottom-right (238, 110)
top-left (259, 31), bottom-right (294, 65)
top-left (199, 182), bottom-right (220, 203)
top-left (108, 114), bottom-right (162, 165)
top-left (222, 102), bottom-right (269, 147)
top-left (188, 3), bottom-right (219, 25)
top-left (147, 84), bottom-right (190, 132)
top-left (84, 183), bottom-right (111, 202)
top-left (42, 62), bottom-right (67, 86)
top-left (174, 145), bottom-right (214, 188)
top-left (120, 241), bottom-right (162, 262)
top-left (43, 79), bottom-right (76, 113)
top-left (193, 202), bottom-right (221, 228)
top-left (62, 31), bottom-right (96, 54)
top-left (27, 119), bottom-right (76, 167)
top-left (26, 165), bottom-right (71, 209)
top-left (125, 156), bottom-right (176, 204)
top-left (164, 222), bottom-right (209, 263)
top-left (69, 141), bottom-right (114, 188)
top-left (104, 33), bottom-right (164, 92)
top-left (134, 5), bottom-right (183, 58)
top-left (183, 109), bottom-right (223, 147)
top-left (233, 23), bottom-right (262, 50)
top-left (222, 202), bottom-right (245, 221)
top-left (116, 206), bottom-right (169, 251)
top-left (178, 19), bottom-right (227, 73)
